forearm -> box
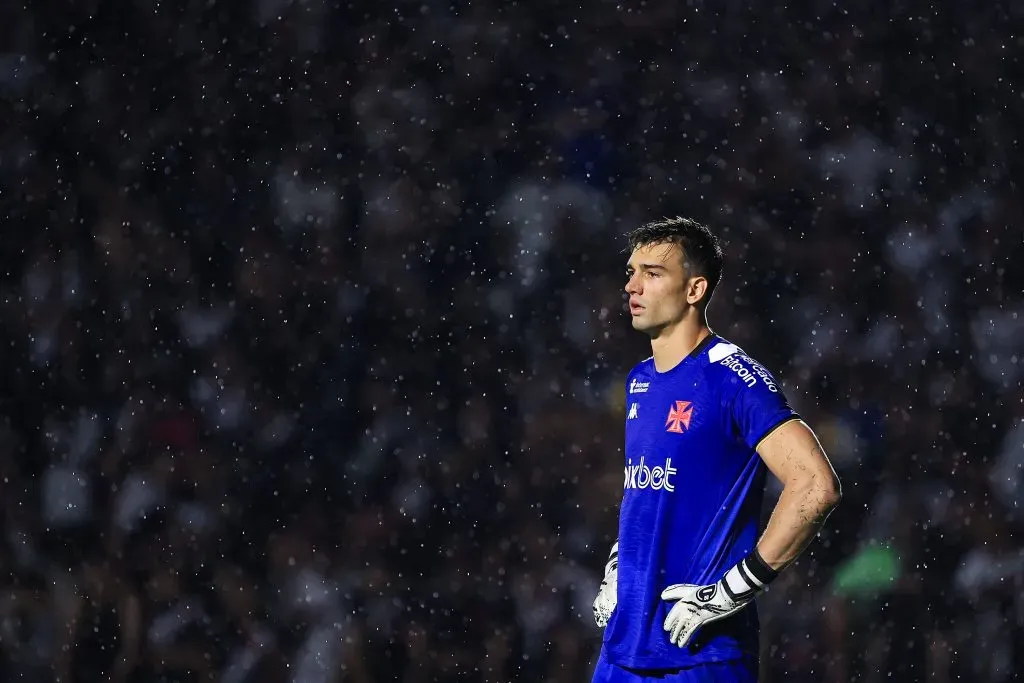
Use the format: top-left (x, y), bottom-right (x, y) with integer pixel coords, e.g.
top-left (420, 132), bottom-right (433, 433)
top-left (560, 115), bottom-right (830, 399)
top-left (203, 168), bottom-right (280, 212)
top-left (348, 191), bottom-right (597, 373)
top-left (756, 478), bottom-right (840, 571)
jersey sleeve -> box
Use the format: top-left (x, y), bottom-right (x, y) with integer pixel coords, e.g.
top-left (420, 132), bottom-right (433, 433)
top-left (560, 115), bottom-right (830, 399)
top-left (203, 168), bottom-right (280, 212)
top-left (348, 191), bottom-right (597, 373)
top-left (717, 352), bottom-right (800, 449)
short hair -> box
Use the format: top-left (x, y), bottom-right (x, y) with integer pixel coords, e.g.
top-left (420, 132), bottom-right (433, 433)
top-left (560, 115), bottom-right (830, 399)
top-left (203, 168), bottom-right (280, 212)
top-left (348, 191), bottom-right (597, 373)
top-left (626, 217), bottom-right (724, 308)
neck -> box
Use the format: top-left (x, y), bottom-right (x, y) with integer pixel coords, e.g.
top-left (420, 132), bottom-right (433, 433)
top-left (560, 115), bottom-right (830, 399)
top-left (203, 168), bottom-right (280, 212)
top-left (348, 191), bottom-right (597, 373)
top-left (650, 314), bottom-right (711, 373)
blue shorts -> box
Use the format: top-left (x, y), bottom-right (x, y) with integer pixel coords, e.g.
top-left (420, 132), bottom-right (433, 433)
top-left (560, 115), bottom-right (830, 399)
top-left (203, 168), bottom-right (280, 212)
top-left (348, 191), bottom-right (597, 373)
top-left (592, 650), bottom-right (757, 683)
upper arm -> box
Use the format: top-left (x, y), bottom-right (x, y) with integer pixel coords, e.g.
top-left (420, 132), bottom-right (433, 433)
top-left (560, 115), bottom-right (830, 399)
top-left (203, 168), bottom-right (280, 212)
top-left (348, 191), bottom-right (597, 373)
top-left (716, 352), bottom-right (800, 450)
top-left (756, 419), bottom-right (841, 496)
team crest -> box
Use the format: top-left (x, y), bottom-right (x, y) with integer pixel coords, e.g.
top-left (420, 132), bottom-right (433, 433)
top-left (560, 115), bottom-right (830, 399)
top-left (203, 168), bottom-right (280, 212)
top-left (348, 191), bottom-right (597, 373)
top-left (664, 401), bottom-right (694, 433)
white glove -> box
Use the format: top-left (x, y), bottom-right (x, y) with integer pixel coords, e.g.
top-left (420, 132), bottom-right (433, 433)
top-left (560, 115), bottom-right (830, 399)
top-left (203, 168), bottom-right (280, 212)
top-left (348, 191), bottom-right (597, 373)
top-left (661, 550), bottom-right (778, 647)
top-left (593, 542), bottom-right (618, 627)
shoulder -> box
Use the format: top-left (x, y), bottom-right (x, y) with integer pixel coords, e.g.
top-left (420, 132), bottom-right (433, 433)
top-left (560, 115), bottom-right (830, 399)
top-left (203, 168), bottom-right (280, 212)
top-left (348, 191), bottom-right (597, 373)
top-left (700, 338), bottom-right (783, 396)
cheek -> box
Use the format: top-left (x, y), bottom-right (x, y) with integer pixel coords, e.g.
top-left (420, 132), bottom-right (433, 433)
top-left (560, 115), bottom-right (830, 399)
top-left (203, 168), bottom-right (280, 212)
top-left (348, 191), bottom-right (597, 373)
top-left (652, 283), bottom-right (686, 312)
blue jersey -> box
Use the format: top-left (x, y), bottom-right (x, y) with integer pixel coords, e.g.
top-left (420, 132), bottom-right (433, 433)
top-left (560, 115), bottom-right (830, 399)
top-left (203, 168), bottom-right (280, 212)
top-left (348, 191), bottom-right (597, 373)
top-left (603, 334), bottom-right (799, 670)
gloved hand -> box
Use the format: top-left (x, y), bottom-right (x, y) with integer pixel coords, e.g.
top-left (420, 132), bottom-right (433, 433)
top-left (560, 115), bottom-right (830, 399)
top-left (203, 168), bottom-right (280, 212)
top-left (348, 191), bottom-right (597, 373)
top-left (661, 550), bottom-right (778, 647)
top-left (593, 542), bottom-right (618, 627)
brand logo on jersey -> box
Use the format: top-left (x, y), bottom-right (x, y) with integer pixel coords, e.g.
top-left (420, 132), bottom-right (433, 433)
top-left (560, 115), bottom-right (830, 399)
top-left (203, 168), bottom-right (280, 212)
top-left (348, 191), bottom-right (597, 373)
top-left (720, 354), bottom-right (778, 393)
top-left (623, 457), bottom-right (677, 492)
top-left (664, 401), bottom-right (694, 433)
top-left (629, 378), bottom-right (650, 394)
top-left (627, 403), bottom-right (639, 420)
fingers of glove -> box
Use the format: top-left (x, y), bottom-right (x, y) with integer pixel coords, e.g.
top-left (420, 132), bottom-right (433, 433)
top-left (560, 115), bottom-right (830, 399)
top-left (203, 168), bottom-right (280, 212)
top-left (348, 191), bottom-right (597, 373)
top-left (662, 601), bottom-right (700, 647)
top-left (594, 588), bottom-right (615, 622)
top-left (670, 614), bottom-right (699, 648)
top-left (662, 601), bottom-right (686, 634)
top-left (660, 584), bottom-right (693, 601)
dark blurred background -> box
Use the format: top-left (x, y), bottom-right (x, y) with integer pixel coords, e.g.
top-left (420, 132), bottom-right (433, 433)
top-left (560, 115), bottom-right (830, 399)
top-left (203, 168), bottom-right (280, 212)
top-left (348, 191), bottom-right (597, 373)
top-left (1, 1), bottom-right (1023, 682)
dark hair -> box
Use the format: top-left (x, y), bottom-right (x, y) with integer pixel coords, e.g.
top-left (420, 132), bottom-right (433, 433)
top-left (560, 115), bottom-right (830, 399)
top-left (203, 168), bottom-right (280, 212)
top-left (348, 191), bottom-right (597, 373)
top-left (626, 217), bottom-right (724, 307)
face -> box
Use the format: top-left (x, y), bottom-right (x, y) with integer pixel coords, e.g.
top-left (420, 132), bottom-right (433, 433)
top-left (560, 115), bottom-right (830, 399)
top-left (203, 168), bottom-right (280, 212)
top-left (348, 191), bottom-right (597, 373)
top-left (624, 242), bottom-right (706, 335)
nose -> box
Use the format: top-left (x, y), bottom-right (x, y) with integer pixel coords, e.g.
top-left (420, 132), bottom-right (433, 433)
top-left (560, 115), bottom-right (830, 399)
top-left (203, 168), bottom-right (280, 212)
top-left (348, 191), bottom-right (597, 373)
top-left (625, 272), bottom-right (641, 295)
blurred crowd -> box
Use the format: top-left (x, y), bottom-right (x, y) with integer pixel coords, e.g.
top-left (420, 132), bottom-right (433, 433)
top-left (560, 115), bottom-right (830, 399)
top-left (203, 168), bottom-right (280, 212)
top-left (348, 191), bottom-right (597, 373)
top-left (1, 1), bottom-right (1023, 682)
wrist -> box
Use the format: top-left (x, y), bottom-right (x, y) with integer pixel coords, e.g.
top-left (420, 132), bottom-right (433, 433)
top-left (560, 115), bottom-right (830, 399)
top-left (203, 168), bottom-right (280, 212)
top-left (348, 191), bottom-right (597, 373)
top-left (721, 548), bottom-right (778, 601)
top-left (745, 547), bottom-right (779, 583)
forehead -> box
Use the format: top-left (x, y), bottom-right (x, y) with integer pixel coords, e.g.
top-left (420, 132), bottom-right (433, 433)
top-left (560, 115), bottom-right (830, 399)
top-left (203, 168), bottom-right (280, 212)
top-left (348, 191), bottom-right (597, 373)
top-left (627, 241), bottom-right (684, 268)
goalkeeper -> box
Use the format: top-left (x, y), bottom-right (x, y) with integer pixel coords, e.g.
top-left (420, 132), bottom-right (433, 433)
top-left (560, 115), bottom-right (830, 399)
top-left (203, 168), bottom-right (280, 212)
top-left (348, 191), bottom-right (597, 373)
top-left (593, 218), bottom-right (841, 682)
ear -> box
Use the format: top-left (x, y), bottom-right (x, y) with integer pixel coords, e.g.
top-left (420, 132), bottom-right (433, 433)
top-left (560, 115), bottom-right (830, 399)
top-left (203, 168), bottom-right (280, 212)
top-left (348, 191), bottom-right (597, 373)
top-left (686, 276), bottom-right (708, 306)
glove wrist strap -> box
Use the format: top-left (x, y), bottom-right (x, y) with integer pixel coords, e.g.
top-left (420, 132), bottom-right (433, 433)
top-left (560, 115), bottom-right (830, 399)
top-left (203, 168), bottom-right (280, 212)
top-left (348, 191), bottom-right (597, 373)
top-left (721, 549), bottom-right (778, 602)
top-left (605, 541), bottom-right (619, 574)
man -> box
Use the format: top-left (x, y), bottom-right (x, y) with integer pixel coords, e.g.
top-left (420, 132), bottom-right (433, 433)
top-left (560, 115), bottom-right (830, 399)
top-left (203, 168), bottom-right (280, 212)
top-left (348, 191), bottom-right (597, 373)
top-left (592, 217), bottom-right (842, 682)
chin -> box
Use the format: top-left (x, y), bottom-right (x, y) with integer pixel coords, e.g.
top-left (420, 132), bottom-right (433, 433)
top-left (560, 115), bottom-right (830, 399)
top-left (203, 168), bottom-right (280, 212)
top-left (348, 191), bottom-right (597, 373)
top-left (631, 317), bottom-right (653, 333)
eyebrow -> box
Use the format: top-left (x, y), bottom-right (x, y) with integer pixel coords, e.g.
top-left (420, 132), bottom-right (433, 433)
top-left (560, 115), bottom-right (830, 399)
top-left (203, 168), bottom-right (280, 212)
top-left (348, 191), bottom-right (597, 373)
top-left (626, 263), bottom-right (668, 271)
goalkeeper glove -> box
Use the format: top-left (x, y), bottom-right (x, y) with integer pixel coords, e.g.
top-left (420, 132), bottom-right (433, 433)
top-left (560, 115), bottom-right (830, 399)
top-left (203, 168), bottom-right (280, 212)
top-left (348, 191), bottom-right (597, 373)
top-left (661, 549), bottom-right (778, 647)
top-left (592, 542), bottom-right (618, 627)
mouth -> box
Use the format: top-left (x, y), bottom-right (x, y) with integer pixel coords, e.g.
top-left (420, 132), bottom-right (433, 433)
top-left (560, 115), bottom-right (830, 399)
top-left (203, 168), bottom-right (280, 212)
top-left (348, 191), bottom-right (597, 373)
top-left (629, 301), bottom-right (645, 315)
